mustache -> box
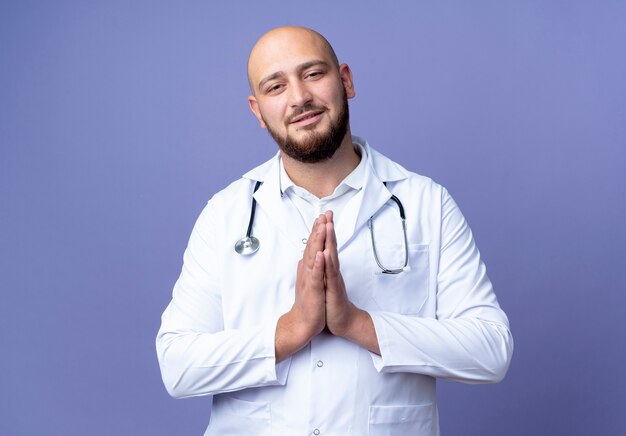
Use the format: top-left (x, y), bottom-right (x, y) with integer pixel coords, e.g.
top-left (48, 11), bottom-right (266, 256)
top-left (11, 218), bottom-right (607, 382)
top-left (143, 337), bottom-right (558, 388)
top-left (288, 104), bottom-right (327, 122)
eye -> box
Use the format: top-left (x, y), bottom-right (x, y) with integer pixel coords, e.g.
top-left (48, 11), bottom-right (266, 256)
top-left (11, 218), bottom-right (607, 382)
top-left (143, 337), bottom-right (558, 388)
top-left (266, 83), bottom-right (284, 94)
top-left (305, 70), bottom-right (324, 80)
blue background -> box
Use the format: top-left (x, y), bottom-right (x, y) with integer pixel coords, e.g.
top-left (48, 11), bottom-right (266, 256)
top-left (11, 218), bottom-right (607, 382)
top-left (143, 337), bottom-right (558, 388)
top-left (1, 1), bottom-right (625, 435)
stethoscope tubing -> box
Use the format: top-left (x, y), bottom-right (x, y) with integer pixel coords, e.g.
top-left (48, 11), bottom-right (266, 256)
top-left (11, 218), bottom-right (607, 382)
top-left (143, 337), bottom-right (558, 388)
top-left (245, 180), bottom-right (263, 239)
top-left (235, 180), bottom-right (410, 274)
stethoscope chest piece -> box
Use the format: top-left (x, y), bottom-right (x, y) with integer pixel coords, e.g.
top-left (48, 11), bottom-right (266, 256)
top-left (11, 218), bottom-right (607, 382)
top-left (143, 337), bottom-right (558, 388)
top-left (234, 236), bottom-right (260, 255)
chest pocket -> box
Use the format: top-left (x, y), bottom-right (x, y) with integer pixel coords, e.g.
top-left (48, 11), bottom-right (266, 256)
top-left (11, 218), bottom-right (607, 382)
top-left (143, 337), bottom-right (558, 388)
top-left (370, 243), bottom-right (430, 315)
top-left (369, 403), bottom-right (434, 436)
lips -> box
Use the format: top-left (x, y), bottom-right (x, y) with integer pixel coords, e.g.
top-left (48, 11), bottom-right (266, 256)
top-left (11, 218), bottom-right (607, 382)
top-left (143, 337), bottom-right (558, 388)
top-left (289, 110), bottom-right (324, 125)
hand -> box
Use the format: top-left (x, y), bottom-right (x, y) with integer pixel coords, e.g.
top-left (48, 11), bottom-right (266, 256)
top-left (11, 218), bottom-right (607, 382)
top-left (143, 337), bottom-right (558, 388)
top-left (323, 211), bottom-right (381, 354)
top-left (275, 215), bottom-right (327, 361)
top-left (322, 211), bottom-right (358, 337)
top-left (293, 214), bottom-right (328, 337)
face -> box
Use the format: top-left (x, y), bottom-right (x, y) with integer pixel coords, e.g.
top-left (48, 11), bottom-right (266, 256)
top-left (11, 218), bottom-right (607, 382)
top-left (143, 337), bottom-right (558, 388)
top-left (248, 28), bottom-right (355, 163)
top-left (265, 85), bottom-right (349, 163)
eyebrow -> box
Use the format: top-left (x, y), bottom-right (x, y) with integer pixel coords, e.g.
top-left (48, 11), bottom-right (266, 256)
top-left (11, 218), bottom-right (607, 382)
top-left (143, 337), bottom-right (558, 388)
top-left (257, 60), bottom-right (330, 91)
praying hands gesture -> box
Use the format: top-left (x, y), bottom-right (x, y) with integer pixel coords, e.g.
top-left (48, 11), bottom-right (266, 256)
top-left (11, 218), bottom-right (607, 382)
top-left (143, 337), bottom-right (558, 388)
top-left (275, 211), bottom-right (380, 362)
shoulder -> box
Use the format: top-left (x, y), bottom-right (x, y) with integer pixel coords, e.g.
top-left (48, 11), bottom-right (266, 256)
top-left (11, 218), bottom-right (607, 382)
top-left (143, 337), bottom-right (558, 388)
top-left (208, 178), bottom-right (255, 207)
top-left (191, 160), bottom-right (274, 232)
top-left (205, 153), bottom-right (278, 208)
top-left (366, 142), bottom-right (446, 200)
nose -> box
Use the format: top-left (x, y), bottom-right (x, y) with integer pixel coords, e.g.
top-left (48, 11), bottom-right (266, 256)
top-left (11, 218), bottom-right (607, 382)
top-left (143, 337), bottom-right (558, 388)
top-left (288, 80), bottom-right (313, 108)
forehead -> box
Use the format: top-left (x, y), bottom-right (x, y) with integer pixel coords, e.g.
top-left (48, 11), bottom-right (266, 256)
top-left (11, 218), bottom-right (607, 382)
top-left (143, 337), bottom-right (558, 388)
top-left (248, 30), bottom-right (333, 89)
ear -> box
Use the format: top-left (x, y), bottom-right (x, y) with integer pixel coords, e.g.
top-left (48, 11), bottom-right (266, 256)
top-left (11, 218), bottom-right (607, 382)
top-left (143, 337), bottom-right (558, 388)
top-left (339, 63), bottom-right (355, 99)
top-left (248, 95), bottom-right (267, 128)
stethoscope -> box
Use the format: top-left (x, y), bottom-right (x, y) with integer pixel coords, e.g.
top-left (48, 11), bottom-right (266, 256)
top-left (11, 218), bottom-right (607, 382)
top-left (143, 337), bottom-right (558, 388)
top-left (234, 181), bottom-right (410, 274)
top-left (234, 180), bottom-right (263, 256)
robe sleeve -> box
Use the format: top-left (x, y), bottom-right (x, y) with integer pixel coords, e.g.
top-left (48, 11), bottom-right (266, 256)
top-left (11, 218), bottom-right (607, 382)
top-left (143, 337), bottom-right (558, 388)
top-left (368, 188), bottom-right (513, 383)
top-left (155, 200), bottom-right (290, 399)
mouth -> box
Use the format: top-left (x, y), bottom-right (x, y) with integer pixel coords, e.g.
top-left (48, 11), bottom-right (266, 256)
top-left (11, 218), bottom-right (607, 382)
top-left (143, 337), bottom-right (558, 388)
top-left (289, 110), bottom-right (325, 127)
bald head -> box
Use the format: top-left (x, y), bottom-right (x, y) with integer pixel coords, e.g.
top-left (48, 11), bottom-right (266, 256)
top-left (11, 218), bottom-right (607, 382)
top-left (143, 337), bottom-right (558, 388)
top-left (247, 26), bottom-right (340, 94)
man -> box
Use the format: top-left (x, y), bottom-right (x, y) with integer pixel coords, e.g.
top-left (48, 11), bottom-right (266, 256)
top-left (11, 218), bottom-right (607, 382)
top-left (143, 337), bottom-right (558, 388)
top-left (157, 26), bottom-right (513, 435)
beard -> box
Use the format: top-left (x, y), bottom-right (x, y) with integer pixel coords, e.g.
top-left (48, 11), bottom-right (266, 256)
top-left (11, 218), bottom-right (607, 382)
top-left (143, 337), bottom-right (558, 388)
top-left (264, 91), bottom-right (349, 164)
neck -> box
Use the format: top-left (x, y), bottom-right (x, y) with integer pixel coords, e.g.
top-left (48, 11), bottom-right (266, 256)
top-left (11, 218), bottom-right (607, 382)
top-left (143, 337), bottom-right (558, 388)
top-left (282, 131), bottom-right (360, 198)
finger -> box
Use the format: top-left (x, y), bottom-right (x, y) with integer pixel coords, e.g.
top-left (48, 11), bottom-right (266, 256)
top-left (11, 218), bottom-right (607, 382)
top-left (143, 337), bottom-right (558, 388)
top-left (295, 259), bottom-right (304, 294)
top-left (312, 251), bottom-right (325, 283)
top-left (325, 220), bottom-right (340, 268)
top-left (303, 219), bottom-right (317, 268)
top-left (305, 217), bottom-right (327, 269)
top-left (297, 259), bottom-right (304, 276)
top-left (323, 248), bottom-right (345, 299)
top-left (312, 220), bottom-right (326, 258)
top-left (324, 210), bottom-right (333, 223)
top-left (310, 214), bottom-right (327, 252)
top-left (323, 249), bottom-right (338, 280)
